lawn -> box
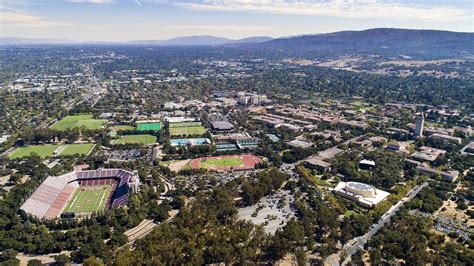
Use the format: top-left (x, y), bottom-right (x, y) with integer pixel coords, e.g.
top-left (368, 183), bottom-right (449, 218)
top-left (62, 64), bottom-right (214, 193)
top-left (199, 157), bottom-right (244, 169)
top-left (169, 122), bottom-right (202, 128)
top-left (169, 126), bottom-right (206, 136)
top-left (63, 186), bottom-right (112, 213)
top-left (137, 123), bottom-right (161, 131)
top-left (8, 143), bottom-right (95, 159)
top-left (60, 144), bottom-right (95, 156)
top-left (8, 144), bottom-right (58, 159)
top-left (114, 134), bottom-right (157, 145)
top-left (51, 114), bottom-right (107, 131)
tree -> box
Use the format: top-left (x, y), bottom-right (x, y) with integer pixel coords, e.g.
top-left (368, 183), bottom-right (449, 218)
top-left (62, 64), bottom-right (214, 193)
top-left (83, 257), bottom-right (105, 266)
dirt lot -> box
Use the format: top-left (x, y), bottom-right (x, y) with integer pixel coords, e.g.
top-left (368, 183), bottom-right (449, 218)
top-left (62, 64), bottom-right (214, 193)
top-left (436, 199), bottom-right (473, 226)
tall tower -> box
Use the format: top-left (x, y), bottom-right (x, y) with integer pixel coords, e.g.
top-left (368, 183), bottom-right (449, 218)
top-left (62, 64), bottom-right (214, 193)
top-left (414, 113), bottom-right (424, 137)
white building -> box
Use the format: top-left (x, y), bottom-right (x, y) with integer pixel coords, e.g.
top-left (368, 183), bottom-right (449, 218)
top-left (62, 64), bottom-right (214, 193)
top-left (414, 113), bottom-right (424, 137)
top-left (333, 182), bottom-right (390, 208)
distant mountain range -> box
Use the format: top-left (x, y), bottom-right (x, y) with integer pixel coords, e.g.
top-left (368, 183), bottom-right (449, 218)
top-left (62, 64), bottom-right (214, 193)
top-left (260, 28), bottom-right (474, 58)
top-left (2, 28), bottom-right (473, 58)
top-left (0, 35), bottom-right (273, 46)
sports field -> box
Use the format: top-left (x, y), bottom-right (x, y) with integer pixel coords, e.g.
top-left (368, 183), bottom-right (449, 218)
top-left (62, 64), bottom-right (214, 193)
top-left (63, 185), bottom-right (112, 213)
top-left (113, 134), bottom-right (157, 145)
top-left (112, 125), bottom-right (135, 131)
top-left (169, 126), bottom-right (206, 136)
top-left (60, 144), bottom-right (95, 156)
top-left (200, 157), bottom-right (243, 168)
top-left (169, 122), bottom-right (202, 128)
top-left (188, 154), bottom-right (262, 171)
top-left (137, 123), bottom-right (161, 131)
top-left (8, 143), bottom-right (95, 159)
top-left (51, 114), bottom-right (107, 131)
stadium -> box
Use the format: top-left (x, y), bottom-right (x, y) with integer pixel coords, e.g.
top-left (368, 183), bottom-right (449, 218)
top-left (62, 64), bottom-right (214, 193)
top-left (21, 169), bottom-right (140, 219)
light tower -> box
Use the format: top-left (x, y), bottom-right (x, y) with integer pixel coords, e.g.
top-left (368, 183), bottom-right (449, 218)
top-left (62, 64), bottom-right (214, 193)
top-left (414, 113), bottom-right (424, 137)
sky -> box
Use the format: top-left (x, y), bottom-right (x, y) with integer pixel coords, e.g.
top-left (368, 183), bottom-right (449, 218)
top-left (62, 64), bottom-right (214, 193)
top-left (0, 0), bottom-right (472, 41)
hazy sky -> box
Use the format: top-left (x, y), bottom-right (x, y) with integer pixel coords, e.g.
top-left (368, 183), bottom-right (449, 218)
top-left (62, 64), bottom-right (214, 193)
top-left (0, 0), bottom-right (472, 41)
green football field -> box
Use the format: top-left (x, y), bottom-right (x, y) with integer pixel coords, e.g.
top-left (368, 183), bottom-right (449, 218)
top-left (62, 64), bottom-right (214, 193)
top-left (8, 143), bottom-right (95, 159)
top-left (199, 157), bottom-right (244, 168)
top-left (169, 126), bottom-right (206, 136)
top-left (63, 185), bottom-right (112, 213)
top-left (50, 114), bottom-right (107, 131)
top-left (137, 123), bottom-right (161, 131)
top-left (113, 134), bottom-right (157, 145)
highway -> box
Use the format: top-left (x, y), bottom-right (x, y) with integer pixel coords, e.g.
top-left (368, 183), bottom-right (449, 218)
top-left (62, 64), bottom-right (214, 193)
top-left (328, 181), bottom-right (429, 266)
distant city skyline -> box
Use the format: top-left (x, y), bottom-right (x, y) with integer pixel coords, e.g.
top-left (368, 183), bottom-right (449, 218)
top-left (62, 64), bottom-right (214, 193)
top-left (0, 0), bottom-right (472, 41)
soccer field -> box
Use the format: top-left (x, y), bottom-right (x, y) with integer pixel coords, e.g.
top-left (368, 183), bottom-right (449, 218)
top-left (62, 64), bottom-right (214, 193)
top-left (8, 143), bottom-right (94, 159)
top-left (113, 134), bottom-right (157, 145)
top-left (63, 185), bottom-right (112, 213)
top-left (51, 114), bottom-right (107, 131)
top-left (199, 157), bottom-right (244, 168)
top-left (60, 144), bottom-right (95, 156)
top-left (169, 126), bottom-right (206, 136)
top-left (8, 144), bottom-right (58, 159)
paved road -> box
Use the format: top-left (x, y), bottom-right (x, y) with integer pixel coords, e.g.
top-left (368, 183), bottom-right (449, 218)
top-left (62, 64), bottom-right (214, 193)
top-left (326, 182), bottom-right (429, 266)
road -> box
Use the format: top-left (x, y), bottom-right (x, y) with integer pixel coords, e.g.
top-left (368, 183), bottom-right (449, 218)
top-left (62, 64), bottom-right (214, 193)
top-left (326, 182), bottom-right (429, 266)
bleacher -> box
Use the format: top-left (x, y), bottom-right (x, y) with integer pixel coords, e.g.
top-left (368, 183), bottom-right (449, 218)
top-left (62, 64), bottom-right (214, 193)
top-left (21, 173), bottom-right (79, 219)
top-left (21, 169), bottom-right (138, 219)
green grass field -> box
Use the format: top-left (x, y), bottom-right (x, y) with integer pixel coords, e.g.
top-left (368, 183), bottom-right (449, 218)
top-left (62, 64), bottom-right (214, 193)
top-left (8, 144), bottom-right (58, 159)
top-left (112, 125), bottom-right (135, 131)
top-left (60, 144), bottom-right (95, 156)
top-left (137, 123), bottom-right (161, 131)
top-left (63, 185), bottom-right (112, 213)
top-left (8, 143), bottom-right (94, 159)
top-left (199, 157), bottom-right (243, 168)
top-left (169, 122), bottom-right (202, 128)
top-left (51, 114), bottom-right (107, 131)
top-left (169, 126), bottom-right (206, 136)
top-left (113, 134), bottom-right (157, 145)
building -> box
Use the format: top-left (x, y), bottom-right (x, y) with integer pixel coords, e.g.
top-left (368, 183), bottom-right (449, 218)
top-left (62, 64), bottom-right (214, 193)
top-left (410, 146), bottom-right (446, 162)
top-left (460, 142), bottom-right (474, 155)
top-left (251, 95), bottom-right (260, 105)
top-left (213, 132), bottom-right (258, 151)
top-left (165, 116), bottom-right (197, 123)
top-left (414, 113), bottom-right (424, 137)
top-left (333, 182), bottom-right (390, 208)
top-left (211, 121), bottom-right (234, 132)
top-left (359, 159), bottom-right (376, 170)
top-left (287, 139), bottom-right (313, 149)
top-left (429, 133), bottom-right (462, 144)
top-left (304, 156), bottom-right (332, 172)
top-left (416, 165), bottom-right (459, 182)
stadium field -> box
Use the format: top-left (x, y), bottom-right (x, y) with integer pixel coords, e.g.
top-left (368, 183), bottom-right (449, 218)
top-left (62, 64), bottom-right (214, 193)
top-left (169, 122), bottom-right (202, 128)
top-left (8, 143), bottom-right (95, 159)
top-left (200, 157), bottom-right (243, 168)
top-left (188, 154), bottom-right (263, 171)
top-left (114, 134), bottom-right (157, 145)
top-left (169, 126), bottom-right (206, 136)
top-left (51, 114), bottom-right (107, 131)
top-left (63, 185), bottom-right (112, 213)
top-left (112, 125), bottom-right (135, 131)
top-left (137, 123), bottom-right (161, 131)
